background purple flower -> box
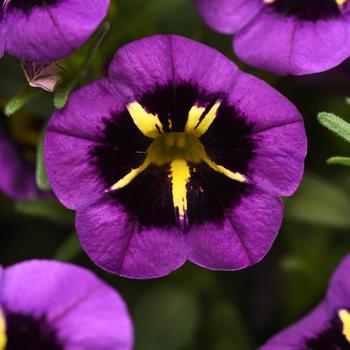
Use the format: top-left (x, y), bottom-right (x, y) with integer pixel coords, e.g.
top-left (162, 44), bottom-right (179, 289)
top-left (1, 0), bottom-right (109, 61)
top-left (195, 0), bottom-right (350, 75)
top-left (0, 259), bottom-right (133, 350)
top-left (0, 109), bottom-right (41, 200)
top-left (259, 254), bottom-right (350, 350)
top-left (45, 35), bottom-right (306, 279)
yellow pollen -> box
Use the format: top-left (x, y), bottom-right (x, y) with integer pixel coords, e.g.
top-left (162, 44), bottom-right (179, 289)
top-left (170, 159), bottom-right (191, 219)
top-left (339, 309), bottom-right (350, 344)
top-left (0, 310), bottom-right (7, 350)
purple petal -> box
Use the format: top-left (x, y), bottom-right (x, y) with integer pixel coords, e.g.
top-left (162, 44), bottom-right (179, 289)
top-left (195, 0), bottom-right (264, 34)
top-left (258, 303), bottom-right (330, 350)
top-left (187, 190), bottom-right (283, 270)
top-left (0, 125), bottom-right (38, 200)
top-left (227, 72), bottom-right (306, 196)
top-left (45, 79), bottom-right (123, 209)
top-left (235, 8), bottom-right (350, 75)
top-left (3, 0), bottom-right (109, 61)
top-left (76, 199), bottom-right (187, 279)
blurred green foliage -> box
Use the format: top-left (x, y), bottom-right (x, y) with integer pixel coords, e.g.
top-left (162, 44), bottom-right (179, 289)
top-left (1, 0), bottom-right (350, 349)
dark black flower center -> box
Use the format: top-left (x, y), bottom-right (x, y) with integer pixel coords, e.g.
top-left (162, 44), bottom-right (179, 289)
top-left (4, 312), bottom-right (63, 350)
top-left (305, 309), bottom-right (350, 350)
top-left (91, 82), bottom-right (255, 230)
top-left (4, 0), bottom-right (58, 13)
top-left (268, 0), bottom-right (342, 21)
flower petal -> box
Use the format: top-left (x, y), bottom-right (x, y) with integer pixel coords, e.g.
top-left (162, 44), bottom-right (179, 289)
top-left (4, 0), bottom-right (109, 61)
top-left (226, 72), bottom-right (306, 196)
top-left (235, 9), bottom-right (350, 75)
top-left (195, 0), bottom-right (264, 34)
top-left (258, 303), bottom-right (330, 350)
top-left (187, 190), bottom-right (283, 270)
top-left (0, 125), bottom-right (38, 200)
top-left (1, 260), bottom-right (133, 349)
top-left (76, 198), bottom-right (187, 279)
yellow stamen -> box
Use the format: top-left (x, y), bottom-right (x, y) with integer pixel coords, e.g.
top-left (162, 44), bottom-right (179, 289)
top-left (204, 157), bottom-right (246, 183)
top-left (170, 159), bottom-right (191, 219)
top-left (185, 102), bottom-right (221, 137)
top-left (0, 310), bottom-right (7, 350)
top-left (339, 309), bottom-right (350, 343)
top-left (127, 102), bottom-right (164, 139)
top-left (111, 160), bottom-right (150, 191)
top-left (336, 0), bottom-right (346, 5)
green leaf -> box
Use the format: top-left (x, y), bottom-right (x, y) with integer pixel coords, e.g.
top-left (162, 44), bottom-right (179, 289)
top-left (53, 232), bottom-right (82, 261)
top-left (4, 86), bottom-right (39, 116)
top-left (326, 156), bottom-right (350, 167)
top-left (53, 78), bottom-right (78, 110)
top-left (134, 286), bottom-right (200, 350)
top-left (15, 199), bottom-right (74, 225)
top-left (207, 302), bottom-right (254, 350)
top-left (318, 112), bottom-right (350, 143)
top-left (36, 129), bottom-right (51, 191)
top-left (285, 173), bottom-right (350, 228)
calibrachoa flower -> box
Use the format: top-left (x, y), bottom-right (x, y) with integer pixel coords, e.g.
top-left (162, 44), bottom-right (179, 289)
top-left (0, 109), bottom-right (40, 200)
top-left (0, 0), bottom-right (109, 61)
top-left (0, 260), bottom-right (133, 350)
top-left (195, 0), bottom-right (350, 75)
top-left (45, 35), bottom-right (307, 279)
top-left (259, 254), bottom-right (350, 350)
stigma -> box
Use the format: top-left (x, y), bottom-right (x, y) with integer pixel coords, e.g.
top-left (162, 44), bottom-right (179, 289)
top-left (110, 101), bottom-right (246, 225)
top-left (0, 309), bottom-right (7, 350)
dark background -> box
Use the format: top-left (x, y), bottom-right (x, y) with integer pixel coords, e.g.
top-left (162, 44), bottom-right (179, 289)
top-left (1, 0), bottom-right (350, 349)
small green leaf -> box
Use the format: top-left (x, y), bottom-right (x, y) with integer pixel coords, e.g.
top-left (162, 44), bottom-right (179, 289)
top-left (4, 86), bottom-right (39, 116)
top-left (326, 156), bottom-right (350, 167)
top-left (54, 232), bottom-right (82, 261)
top-left (134, 286), bottom-right (200, 350)
top-left (83, 21), bottom-right (110, 78)
top-left (318, 112), bottom-right (350, 143)
top-left (346, 97), bottom-right (350, 106)
top-left (15, 199), bottom-right (74, 224)
top-left (285, 173), bottom-right (350, 228)
top-left (36, 129), bottom-right (51, 191)
top-left (53, 78), bottom-right (77, 110)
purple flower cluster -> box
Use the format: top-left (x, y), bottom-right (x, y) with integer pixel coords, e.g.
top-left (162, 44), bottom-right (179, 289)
top-left (45, 35), bottom-right (307, 279)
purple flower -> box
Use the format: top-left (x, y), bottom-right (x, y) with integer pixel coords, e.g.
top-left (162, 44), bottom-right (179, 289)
top-left (259, 254), bottom-right (350, 350)
top-left (195, 0), bottom-right (350, 75)
top-left (1, 0), bottom-right (109, 61)
top-left (45, 35), bottom-right (307, 279)
top-left (0, 260), bottom-right (133, 350)
top-left (0, 109), bottom-right (41, 200)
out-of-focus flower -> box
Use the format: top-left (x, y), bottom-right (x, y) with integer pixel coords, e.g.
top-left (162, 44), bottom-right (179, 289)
top-left (195, 0), bottom-right (350, 75)
top-left (259, 254), bottom-right (350, 350)
top-left (1, 0), bottom-right (109, 62)
top-left (0, 260), bottom-right (133, 350)
top-left (22, 61), bottom-right (63, 92)
top-left (0, 108), bottom-right (41, 200)
top-left (45, 35), bottom-right (306, 279)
